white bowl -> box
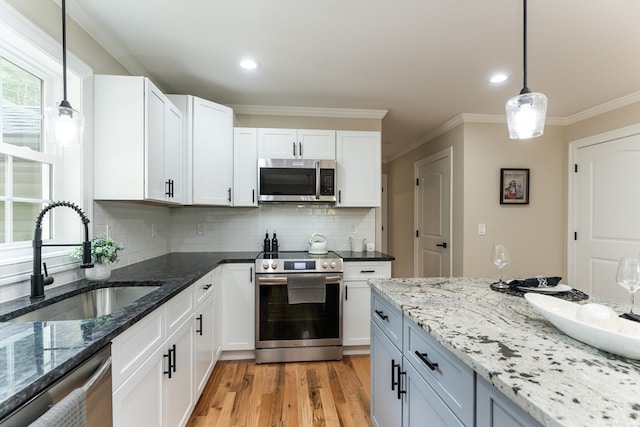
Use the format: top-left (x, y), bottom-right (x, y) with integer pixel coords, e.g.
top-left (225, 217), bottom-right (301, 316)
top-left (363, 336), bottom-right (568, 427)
top-left (524, 293), bottom-right (640, 360)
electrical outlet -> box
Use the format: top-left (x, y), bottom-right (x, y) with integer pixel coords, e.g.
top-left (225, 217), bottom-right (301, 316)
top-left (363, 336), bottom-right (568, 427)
top-left (151, 223), bottom-right (157, 237)
top-left (196, 223), bottom-right (205, 235)
top-left (105, 224), bottom-right (113, 238)
top-left (478, 223), bottom-right (486, 235)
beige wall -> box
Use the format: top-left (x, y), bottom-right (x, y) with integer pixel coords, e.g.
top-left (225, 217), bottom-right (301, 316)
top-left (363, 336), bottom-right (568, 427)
top-left (388, 101), bottom-right (640, 280)
top-left (461, 123), bottom-right (565, 278)
top-left (387, 125), bottom-right (464, 277)
top-left (8, 0), bottom-right (129, 76)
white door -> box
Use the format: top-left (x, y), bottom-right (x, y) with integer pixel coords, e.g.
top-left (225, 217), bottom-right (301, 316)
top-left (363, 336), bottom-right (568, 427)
top-left (414, 148), bottom-right (452, 277)
top-left (257, 128), bottom-right (297, 159)
top-left (571, 129), bottom-right (640, 302)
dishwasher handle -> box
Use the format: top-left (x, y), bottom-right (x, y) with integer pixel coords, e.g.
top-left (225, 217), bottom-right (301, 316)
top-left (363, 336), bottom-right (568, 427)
top-left (82, 356), bottom-right (112, 393)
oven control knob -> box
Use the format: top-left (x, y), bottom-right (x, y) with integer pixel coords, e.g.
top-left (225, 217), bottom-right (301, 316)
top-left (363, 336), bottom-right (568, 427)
top-left (322, 262), bottom-right (329, 269)
top-left (330, 262), bottom-right (337, 269)
top-left (262, 261), bottom-right (270, 270)
top-left (271, 262), bottom-right (278, 270)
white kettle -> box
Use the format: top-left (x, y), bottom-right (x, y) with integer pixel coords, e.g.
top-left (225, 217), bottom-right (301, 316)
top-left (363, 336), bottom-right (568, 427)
top-left (308, 233), bottom-right (328, 254)
top-left (349, 235), bottom-right (366, 252)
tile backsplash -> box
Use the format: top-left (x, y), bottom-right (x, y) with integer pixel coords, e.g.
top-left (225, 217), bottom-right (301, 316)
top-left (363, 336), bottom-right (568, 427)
top-left (94, 202), bottom-right (376, 265)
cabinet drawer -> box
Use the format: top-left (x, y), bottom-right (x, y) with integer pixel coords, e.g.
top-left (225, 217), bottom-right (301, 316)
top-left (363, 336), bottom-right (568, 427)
top-left (166, 286), bottom-right (194, 336)
top-left (344, 262), bottom-right (391, 280)
top-left (193, 271), bottom-right (215, 307)
top-left (111, 307), bottom-right (164, 390)
top-left (403, 317), bottom-right (474, 426)
top-left (371, 291), bottom-right (402, 349)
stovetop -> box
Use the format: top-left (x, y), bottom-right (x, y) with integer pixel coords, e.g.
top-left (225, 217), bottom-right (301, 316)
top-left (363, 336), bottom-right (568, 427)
top-left (255, 251), bottom-right (343, 273)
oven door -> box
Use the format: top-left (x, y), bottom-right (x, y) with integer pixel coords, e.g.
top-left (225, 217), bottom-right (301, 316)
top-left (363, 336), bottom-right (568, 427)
top-left (255, 274), bottom-right (343, 348)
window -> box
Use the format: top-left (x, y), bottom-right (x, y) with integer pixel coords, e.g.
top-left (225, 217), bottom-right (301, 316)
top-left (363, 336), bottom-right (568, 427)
top-left (1, 57), bottom-right (56, 244)
top-left (0, 1), bottom-right (91, 282)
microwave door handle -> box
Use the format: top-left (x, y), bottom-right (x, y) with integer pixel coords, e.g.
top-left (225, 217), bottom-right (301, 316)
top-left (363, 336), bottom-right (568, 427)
top-left (315, 161), bottom-right (321, 199)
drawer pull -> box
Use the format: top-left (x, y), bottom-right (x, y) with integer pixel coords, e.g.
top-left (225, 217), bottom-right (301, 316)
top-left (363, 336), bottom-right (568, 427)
top-left (202, 284), bottom-right (212, 291)
top-left (415, 351), bottom-right (439, 371)
top-left (360, 270), bottom-right (376, 273)
top-left (374, 309), bottom-right (389, 321)
top-left (391, 359), bottom-right (399, 391)
top-left (397, 364), bottom-right (406, 399)
top-left (196, 314), bottom-right (203, 335)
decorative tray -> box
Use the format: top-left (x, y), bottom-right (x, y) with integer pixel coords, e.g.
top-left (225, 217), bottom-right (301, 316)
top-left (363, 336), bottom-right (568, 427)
top-left (524, 293), bottom-right (640, 360)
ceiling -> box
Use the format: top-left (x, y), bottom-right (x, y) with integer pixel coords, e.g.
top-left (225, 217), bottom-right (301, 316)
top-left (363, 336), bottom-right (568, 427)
top-left (68, 0), bottom-right (640, 161)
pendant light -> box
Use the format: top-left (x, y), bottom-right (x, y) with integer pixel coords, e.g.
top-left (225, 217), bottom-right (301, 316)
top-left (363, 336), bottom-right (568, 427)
top-left (505, 0), bottom-right (547, 140)
top-left (45, 0), bottom-right (85, 147)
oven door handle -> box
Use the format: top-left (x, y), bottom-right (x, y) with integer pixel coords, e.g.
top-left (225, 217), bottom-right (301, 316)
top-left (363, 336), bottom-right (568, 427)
top-left (256, 275), bottom-right (342, 284)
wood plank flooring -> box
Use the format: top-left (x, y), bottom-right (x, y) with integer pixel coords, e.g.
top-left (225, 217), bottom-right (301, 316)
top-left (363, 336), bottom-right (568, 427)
top-left (186, 356), bottom-right (372, 427)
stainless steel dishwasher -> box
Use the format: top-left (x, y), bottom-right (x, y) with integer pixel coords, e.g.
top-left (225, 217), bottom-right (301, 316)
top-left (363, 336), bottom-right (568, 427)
top-left (0, 344), bottom-right (112, 427)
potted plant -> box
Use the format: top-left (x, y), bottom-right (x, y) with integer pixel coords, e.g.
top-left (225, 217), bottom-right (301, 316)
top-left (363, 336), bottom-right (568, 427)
top-left (72, 234), bottom-right (124, 281)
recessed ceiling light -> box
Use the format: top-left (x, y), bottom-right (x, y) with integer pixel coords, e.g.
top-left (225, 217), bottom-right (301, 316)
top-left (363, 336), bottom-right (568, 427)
top-left (489, 73), bottom-right (510, 84)
top-left (240, 58), bottom-right (259, 70)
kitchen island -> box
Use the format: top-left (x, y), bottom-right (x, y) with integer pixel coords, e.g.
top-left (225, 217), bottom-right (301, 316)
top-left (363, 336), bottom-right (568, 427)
top-left (369, 277), bottom-right (640, 427)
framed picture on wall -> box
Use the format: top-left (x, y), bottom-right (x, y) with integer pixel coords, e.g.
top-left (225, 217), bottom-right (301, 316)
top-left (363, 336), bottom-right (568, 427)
top-left (500, 168), bottom-right (530, 204)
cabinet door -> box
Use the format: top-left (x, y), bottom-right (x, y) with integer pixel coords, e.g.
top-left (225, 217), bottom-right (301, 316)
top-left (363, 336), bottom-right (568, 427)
top-left (233, 128), bottom-right (258, 206)
top-left (194, 292), bottom-right (215, 399)
top-left (297, 129), bottom-right (336, 159)
top-left (336, 130), bottom-right (381, 207)
top-left (192, 97), bottom-right (233, 205)
top-left (222, 264), bottom-right (255, 351)
top-left (343, 281), bottom-right (371, 346)
top-left (371, 322), bottom-right (402, 427)
top-left (403, 360), bottom-right (465, 427)
top-left (476, 375), bottom-right (542, 427)
top-left (213, 267), bottom-right (224, 362)
top-left (112, 344), bottom-right (164, 427)
top-left (146, 80), bottom-right (168, 202)
top-left (257, 128), bottom-right (297, 159)
top-left (164, 318), bottom-right (194, 427)
top-left (164, 101), bottom-right (184, 204)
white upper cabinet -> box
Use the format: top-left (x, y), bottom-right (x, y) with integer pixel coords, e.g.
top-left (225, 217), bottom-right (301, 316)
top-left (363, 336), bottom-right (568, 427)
top-left (258, 128), bottom-right (336, 159)
top-left (336, 130), bottom-right (381, 207)
top-left (94, 75), bottom-right (184, 204)
top-left (233, 128), bottom-right (258, 206)
top-left (168, 95), bottom-right (233, 206)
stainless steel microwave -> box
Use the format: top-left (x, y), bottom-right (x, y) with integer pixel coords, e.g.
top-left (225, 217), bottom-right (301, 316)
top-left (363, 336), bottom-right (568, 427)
top-left (258, 158), bottom-right (336, 203)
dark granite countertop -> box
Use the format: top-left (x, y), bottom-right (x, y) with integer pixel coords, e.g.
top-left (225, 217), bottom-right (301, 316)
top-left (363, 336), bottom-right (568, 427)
top-left (0, 252), bottom-right (257, 421)
top-left (333, 250), bottom-right (395, 261)
top-left (0, 249), bottom-right (394, 420)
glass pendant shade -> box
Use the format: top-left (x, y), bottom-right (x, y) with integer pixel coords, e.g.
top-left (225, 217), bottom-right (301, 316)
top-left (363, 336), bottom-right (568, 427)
top-left (46, 101), bottom-right (85, 147)
top-left (505, 91), bottom-right (547, 139)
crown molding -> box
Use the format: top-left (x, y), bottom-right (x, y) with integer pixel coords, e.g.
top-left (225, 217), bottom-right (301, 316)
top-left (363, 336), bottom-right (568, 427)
top-left (565, 91), bottom-right (640, 124)
top-left (229, 104), bottom-right (388, 120)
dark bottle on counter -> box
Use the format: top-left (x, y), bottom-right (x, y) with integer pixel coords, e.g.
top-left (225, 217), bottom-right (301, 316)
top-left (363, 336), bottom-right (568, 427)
top-left (263, 232), bottom-right (271, 253)
top-left (271, 232), bottom-right (278, 254)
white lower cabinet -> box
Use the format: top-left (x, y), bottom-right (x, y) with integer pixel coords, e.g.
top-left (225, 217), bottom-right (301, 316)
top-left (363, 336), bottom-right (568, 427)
top-left (344, 261), bottom-right (391, 347)
top-left (370, 289), bottom-right (541, 427)
top-left (112, 270), bottom-right (219, 427)
top-left (221, 263), bottom-right (255, 351)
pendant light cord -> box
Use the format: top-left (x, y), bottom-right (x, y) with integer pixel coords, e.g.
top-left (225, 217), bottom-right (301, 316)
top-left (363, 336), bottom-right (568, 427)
top-left (61, 0), bottom-right (70, 107)
top-left (520, 0), bottom-right (530, 95)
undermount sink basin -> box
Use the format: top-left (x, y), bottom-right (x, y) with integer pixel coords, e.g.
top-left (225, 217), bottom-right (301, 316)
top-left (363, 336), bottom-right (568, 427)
top-left (6, 285), bottom-right (160, 322)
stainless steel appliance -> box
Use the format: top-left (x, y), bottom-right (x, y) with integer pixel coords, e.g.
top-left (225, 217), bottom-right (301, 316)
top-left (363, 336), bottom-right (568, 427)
top-left (255, 251), bottom-right (344, 363)
top-left (0, 344), bottom-right (112, 427)
top-left (258, 158), bottom-right (336, 203)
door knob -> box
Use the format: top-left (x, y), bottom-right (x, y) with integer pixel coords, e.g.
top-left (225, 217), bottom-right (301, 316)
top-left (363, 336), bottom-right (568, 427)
top-left (436, 242), bottom-right (447, 248)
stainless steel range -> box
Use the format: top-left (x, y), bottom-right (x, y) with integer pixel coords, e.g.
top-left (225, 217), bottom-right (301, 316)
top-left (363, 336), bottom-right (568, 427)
top-left (255, 251), bottom-right (344, 364)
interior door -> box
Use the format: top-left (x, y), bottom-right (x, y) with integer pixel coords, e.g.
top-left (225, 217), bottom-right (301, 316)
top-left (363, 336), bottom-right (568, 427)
top-left (573, 131), bottom-right (640, 301)
top-left (414, 148), bottom-right (452, 277)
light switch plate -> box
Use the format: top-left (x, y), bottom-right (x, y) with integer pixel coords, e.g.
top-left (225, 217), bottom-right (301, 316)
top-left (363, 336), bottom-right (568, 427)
top-left (478, 223), bottom-right (486, 235)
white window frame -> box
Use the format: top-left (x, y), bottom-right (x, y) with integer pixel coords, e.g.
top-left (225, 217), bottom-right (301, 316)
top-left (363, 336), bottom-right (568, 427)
top-left (0, 1), bottom-right (93, 285)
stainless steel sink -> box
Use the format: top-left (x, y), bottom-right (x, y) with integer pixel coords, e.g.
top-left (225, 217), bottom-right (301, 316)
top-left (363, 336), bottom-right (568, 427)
top-left (6, 285), bottom-right (160, 322)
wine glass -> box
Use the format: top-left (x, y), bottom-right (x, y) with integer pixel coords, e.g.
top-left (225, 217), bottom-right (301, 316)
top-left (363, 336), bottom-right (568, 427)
top-left (616, 256), bottom-right (640, 314)
top-left (491, 243), bottom-right (510, 289)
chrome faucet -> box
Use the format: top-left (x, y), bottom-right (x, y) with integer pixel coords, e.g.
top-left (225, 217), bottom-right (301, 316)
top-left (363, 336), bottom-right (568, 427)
top-left (31, 201), bottom-right (94, 300)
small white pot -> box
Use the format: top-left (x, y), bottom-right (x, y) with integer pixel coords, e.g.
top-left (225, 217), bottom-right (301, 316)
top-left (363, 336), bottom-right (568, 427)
top-left (85, 263), bottom-right (111, 281)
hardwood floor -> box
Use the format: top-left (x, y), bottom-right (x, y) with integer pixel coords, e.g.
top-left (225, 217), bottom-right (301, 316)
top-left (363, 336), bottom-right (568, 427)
top-left (186, 356), bottom-right (372, 427)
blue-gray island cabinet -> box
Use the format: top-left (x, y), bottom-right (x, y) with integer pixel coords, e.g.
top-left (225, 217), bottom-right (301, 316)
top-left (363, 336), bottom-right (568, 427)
top-left (369, 277), bottom-right (640, 427)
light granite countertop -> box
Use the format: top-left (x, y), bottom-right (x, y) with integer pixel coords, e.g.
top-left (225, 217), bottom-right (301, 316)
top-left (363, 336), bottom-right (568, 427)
top-left (368, 277), bottom-right (640, 427)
